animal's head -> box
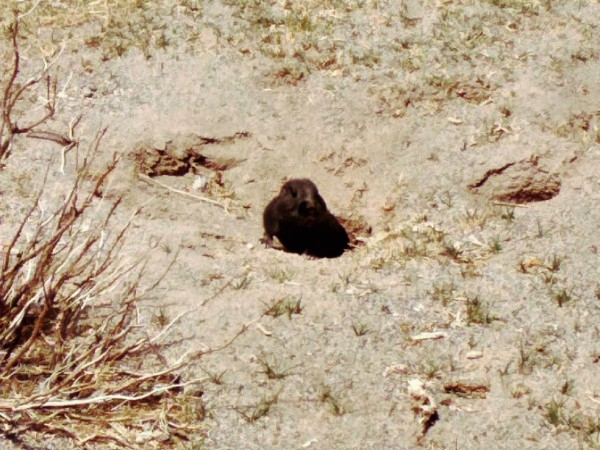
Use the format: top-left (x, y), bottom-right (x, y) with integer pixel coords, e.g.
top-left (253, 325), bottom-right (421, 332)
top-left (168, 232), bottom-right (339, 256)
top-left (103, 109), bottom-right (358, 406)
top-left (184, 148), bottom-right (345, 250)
top-left (280, 178), bottom-right (327, 217)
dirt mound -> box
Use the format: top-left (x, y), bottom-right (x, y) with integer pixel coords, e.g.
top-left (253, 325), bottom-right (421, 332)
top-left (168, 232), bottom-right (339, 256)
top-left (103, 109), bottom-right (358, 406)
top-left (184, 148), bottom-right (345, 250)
top-left (131, 132), bottom-right (250, 177)
top-left (469, 156), bottom-right (561, 203)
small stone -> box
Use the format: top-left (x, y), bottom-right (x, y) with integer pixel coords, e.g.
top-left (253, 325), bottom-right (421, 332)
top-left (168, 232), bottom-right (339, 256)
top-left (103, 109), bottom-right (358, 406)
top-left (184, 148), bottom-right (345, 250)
top-left (411, 331), bottom-right (447, 341)
top-left (192, 175), bottom-right (209, 191)
top-left (466, 350), bottom-right (483, 359)
top-left (82, 86), bottom-right (95, 98)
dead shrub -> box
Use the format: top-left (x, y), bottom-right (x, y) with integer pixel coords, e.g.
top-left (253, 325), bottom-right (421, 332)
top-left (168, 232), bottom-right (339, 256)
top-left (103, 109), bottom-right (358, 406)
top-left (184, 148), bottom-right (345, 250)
top-left (0, 15), bottom-right (204, 448)
top-left (0, 137), bottom-right (205, 447)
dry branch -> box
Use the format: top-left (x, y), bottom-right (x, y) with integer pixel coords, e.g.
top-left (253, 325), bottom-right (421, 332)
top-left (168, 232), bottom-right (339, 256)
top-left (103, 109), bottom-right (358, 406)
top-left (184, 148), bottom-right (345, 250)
top-left (138, 173), bottom-right (229, 210)
top-left (0, 15), bottom-right (73, 163)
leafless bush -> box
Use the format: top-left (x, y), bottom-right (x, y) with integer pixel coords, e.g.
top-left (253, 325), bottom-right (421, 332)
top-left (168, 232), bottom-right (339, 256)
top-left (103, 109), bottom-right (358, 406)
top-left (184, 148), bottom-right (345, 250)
top-left (0, 15), bottom-right (205, 449)
top-left (0, 134), bottom-right (205, 447)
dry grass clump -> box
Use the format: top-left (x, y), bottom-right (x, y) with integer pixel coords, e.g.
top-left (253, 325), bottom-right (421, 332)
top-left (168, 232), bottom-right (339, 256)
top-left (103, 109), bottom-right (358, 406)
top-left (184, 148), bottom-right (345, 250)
top-left (0, 0), bottom-right (205, 61)
top-left (225, 0), bottom-right (384, 82)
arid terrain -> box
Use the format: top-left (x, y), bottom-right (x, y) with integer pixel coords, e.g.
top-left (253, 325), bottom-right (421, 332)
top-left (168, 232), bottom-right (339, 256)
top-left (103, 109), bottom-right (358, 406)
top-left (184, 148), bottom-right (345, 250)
top-left (1, 1), bottom-right (600, 449)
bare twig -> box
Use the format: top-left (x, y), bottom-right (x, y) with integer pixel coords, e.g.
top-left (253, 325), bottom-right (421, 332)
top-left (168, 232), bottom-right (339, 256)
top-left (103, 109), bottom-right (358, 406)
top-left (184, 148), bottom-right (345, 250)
top-left (0, 15), bottom-right (70, 162)
top-left (17, 0), bottom-right (43, 20)
top-left (492, 201), bottom-right (529, 209)
top-left (27, 130), bottom-right (74, 147)
top-left (138, 173), bottom-right (229, 210)
top-left (0, 378), bottom-right (203, 411)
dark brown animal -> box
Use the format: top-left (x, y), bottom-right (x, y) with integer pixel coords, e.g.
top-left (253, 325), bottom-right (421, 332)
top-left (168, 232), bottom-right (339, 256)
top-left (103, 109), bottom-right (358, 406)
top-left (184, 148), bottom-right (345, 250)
top-left (262, 178), bottom-right (349, 258)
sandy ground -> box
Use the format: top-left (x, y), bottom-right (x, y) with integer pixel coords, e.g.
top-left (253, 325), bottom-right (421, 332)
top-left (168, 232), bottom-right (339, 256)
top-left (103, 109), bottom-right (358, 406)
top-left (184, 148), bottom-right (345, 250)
top-left (1, 1), bottom-right (600, 448)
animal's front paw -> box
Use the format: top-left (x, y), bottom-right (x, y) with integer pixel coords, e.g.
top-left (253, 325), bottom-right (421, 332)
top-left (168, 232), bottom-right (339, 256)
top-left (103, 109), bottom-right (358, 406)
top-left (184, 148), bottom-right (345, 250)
top-left (260, 235), bottom-right (274, 248)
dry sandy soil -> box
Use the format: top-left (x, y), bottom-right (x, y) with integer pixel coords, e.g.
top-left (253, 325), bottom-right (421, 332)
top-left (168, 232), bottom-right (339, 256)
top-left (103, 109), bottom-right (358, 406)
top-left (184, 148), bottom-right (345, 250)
top-left (1, 0), bottom-right (600, 448)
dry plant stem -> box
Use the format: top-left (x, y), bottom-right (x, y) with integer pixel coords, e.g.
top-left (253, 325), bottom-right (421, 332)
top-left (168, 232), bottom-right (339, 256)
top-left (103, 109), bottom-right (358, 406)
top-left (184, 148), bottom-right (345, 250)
top-left (0, 15), bottom-right (71, 162)
top-left (0, 378), bottom-right (202, 411)
top-left (139, 173), bottom-right (229, 210)
top-left (27, 130), bottom-right (74, 147)
top-left (1, 193), bottom-right (119, 369)
top-left (193, 312), bottom-right (271, 359)
top-left (492, 201), bottom-right (529, 208)
top-left (0, 131), bottom-right (113, 365)
top-left (17, 0), bottom-right (43, 20)
top-left (150, 308), bottom-right (190, 345)
top-left (0, 18), bottom-right (23, 152)
top-left (1, 174), bottom-right (47, 274)
top-left (27, 114), bottom-right (82, 173)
